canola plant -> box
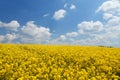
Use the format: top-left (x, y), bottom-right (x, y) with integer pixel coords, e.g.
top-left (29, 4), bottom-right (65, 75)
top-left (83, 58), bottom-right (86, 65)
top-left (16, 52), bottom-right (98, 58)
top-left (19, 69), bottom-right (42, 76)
top-left (0, 44), bottom-right (120, 80)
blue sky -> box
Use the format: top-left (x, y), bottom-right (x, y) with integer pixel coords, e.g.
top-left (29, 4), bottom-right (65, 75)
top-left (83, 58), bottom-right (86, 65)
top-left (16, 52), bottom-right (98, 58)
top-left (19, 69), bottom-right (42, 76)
top-left (0, 0), bottom-right (120, 47)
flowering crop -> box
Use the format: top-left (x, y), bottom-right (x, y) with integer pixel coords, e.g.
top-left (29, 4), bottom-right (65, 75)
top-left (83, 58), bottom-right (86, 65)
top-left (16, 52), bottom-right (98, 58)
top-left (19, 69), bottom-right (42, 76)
top-left (0, 44), bottom-right (120, 80)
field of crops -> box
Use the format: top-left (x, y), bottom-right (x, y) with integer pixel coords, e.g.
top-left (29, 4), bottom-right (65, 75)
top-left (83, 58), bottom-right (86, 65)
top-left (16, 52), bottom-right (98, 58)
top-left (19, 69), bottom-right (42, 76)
top-left (0, 44), bottom-right (120, 80)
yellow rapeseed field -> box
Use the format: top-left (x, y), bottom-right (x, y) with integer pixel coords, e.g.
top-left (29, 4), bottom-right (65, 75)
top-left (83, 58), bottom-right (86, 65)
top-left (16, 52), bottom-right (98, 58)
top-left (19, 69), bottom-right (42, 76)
top-left (0, 44), bottom-right (120, 80)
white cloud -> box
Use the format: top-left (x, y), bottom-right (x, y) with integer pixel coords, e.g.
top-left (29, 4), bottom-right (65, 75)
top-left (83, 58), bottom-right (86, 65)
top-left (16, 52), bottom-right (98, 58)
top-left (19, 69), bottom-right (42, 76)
top-left (59, 35), bottom-right (66, 41)
top-left (73, 38), bottom-right (100, 46)
top-left (20, 21), bottom-right (51, 43)
top-left (74, 19), bottom-right (120, 46)
top-left (48, 35), bottom-right (67, 44)
top-left (78, 21), bottom-right (103, 34)
top-left (107, 16), bottom-right (120, 26)
top-left (105, 18), bottom-right (120, 39)
top-left (0, 33), bottom-right (17, 43)
top-left (0, 20), bottom-right (52, 44)
top-left (5, 33), bottom-right (17, 41)
top-left (0, 35), bottom-right (5, 42)
top-left (53, 9), bottom-right (66, 20)
top-left (103, 13), bottom-right (113, 20)
top-left (43, 13), bottom-right (49, 17)
top-left (0, 20), bottom-right (20, 31)
top-left (72, 37), bottom-right (116, 46)
top-left (97, 0), bottom-right (120, 38)
top-left (96, 0), bottom-right (120, 15)
top-left (85, 0), bottom-right (120, 46)
top-left (70, 4), bottom-right (76, 10)
top-left (66, 32), bottom-right (78, 37)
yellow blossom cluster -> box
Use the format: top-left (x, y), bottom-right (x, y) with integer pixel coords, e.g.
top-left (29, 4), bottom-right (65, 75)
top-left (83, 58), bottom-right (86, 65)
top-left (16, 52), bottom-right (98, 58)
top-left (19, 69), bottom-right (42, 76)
top-left (0, 44), bottom-right (120, 80)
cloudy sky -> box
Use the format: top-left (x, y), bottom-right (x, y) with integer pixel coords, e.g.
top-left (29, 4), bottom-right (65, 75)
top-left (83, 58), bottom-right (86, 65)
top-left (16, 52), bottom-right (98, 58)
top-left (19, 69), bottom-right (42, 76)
top-left (0, 0), bottom-right (120, 47)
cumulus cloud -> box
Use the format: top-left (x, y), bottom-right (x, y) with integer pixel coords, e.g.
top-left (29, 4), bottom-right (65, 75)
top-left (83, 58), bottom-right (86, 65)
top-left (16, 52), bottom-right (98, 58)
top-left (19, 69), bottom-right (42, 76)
top-left (103, 13), bottom-right (113, 20)
top-left (53, 9), bottom-right (66, 20)
top-left (105, 19), bottom-right (120, 40)
top-left (70, 4), bottom-right (76, 10)
top-left (107, 16), bottom-right (120, 26)
top-left (96, 0), bottom-right (120, 15)
top-left (78, 21), bottom-right (103, 34)
top-left (0, 33), bottom-right (17, 43)
top-left (0, 35), bottom-right (5, 42)
top-left (0, 20), bottom-right (20, 31)
top-left (97, 0), bottom-right (120, 37)
top-left (0, 20), bottom-right (52, 44)
top-left (59, 35), bottom-right (66, 41)
top-left (72, 37), bottom-right (116, 46)
top-left (66, 32), bottom-right (78, 37)
top-left (73, 38), bottom-right (100, 46)
top-left (5, 33), bottom-right (17, 41)
top-left (48, 35), bottom-right (66, 44)
top-left (20, 21), bottom-right (51, 43)
top-left (76, 0), bottom-right (120, 46)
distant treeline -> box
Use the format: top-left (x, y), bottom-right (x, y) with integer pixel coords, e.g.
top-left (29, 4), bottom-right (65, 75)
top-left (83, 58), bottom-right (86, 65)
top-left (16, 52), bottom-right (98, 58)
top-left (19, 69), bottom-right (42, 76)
top-left (98, 45), bottom-right (113, 48)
